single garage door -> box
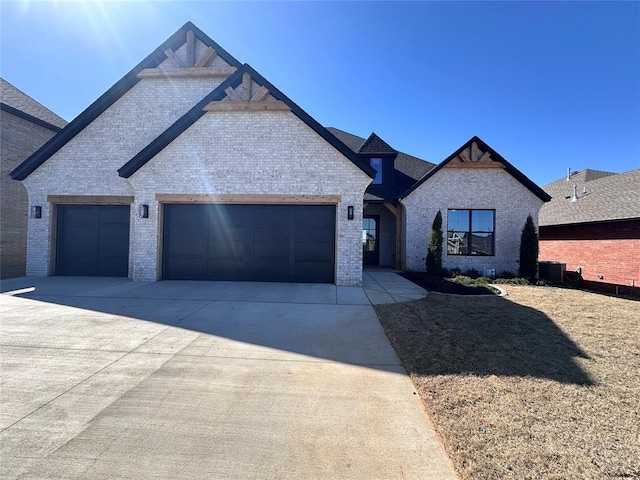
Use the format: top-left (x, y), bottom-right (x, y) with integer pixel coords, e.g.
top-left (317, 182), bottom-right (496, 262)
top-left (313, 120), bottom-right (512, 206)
top-left (56, 205), bottom-right (130, 277)
top-left (163, 204), bottom-right (335, 283)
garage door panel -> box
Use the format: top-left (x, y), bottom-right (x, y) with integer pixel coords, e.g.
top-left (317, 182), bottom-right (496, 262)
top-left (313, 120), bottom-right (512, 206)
top-left (167, 227), bottom-right (207, 256)
top-left (163, 204), bottom-right (335, 283)
top-left (166, 258), bottom-right (206, 280)
top-left (56, 205), bottom-right (129, 277)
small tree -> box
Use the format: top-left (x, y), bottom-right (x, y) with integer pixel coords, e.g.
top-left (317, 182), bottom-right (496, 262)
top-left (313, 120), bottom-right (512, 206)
top-left (519, 215), bottom-right (539, 279)
top-left (426, 210), bottom-right (443, 274)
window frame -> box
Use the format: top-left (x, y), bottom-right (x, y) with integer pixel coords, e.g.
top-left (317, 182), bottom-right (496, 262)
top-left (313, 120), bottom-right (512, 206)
top-left (446, 209), bottom-right (496, 256)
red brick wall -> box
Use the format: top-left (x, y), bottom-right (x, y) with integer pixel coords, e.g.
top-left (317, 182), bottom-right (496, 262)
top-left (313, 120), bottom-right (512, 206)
top-left (539, 239), bottom-right (640, 287)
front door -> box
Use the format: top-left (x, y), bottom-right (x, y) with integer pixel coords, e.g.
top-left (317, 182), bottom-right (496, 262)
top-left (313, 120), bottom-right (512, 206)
top-left (362, 215), bottom-right (379, 266)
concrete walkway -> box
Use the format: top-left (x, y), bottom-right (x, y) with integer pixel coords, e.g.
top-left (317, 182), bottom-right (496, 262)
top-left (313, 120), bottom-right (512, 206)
top-left (0, 275), bottom-right (453, 480)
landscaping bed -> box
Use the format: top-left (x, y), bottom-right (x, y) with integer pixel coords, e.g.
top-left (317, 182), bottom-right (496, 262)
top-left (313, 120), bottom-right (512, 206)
top-left (375, 286), bottom-right (639, 479)
top-left (400, 271), bottom-right (499, 295)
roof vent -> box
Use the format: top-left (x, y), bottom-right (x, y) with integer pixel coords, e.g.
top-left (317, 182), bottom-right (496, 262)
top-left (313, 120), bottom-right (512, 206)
top-left (571, 184), bottom-right (579, 202)
top-left (566, 167), bottom-right (571, 181)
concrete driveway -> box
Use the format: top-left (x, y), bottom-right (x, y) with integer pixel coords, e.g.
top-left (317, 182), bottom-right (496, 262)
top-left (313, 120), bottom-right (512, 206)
top-left (0, 276), bottom-right (456, 479)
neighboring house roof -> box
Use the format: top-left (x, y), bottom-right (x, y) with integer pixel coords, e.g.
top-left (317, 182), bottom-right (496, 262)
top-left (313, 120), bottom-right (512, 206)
top-left (400, 136), bottom-right (552, 202)
top-left (10, 22), bottom-right (242, 181)
top-left (118, 64), bottom-right (376, 178)
top-left (1, 77), bottom-right (67, 131)
top-left (327, 127), bottom-right (436, 202)
top-left (539, 168), bottom-right (640, 226)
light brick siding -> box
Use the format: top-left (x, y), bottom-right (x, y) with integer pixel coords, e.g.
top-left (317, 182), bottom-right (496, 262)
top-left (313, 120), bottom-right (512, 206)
top-left (22, 67), bottom-right (228, 276)
top-left (1, 112), bottom-right (58, 278)
top-left (540, 239), bottom-right (639, 287)
top-left (401, 168), bottom-right (544, 275)
top-left (130, 110), bottom-right (371, 285)
top-left (363, 203), bottom-right (396, 267)
top-left (20, 62), bottom-right (371, 284)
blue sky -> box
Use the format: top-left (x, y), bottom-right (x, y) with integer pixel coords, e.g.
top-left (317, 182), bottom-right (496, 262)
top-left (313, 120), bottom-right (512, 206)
top-left (1, 1), bottom-right (638, 186)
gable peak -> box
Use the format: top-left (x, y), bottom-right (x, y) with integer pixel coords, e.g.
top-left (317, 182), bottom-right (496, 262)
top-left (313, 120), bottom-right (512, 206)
top-left (357, 132), bottom-right (397, 156)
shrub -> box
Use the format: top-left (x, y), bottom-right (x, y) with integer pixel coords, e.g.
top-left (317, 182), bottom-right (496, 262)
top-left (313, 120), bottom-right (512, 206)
top-left (448, 267), bottom-right (462, 278)
top-left (426, 210), bottom-right (443, 274)
top-left (519, 215), bottom-right (539, 279)
top-left (498, 270), bottom-right (516, 279)
top-left (465, 268), bottom-right (481, 279)
top-left (494, 277), bottom-right (531, 285)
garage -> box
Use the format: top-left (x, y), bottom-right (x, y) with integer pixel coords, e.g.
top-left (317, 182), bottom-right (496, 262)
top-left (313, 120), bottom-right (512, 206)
top-left (55, 205), bottom-right (130, 277)
top-left (162, 204), bottom-right (335, 283)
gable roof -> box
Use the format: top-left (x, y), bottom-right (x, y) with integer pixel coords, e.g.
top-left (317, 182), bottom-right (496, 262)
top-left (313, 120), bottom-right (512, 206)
top-left (400, 136), bottom-right (552, 202)
top-left (118, 65), bottom-right (376, 178)
top-left (1, 77), bottom-right (67, 131)
top-left (10, 22), bottom-right (242, 181)
top-left (539, 168), bottom-right (640, 226)
top-left (327, 127), bottom-right (436, 201)
top-left (357, 133), bottom-right (397, 156)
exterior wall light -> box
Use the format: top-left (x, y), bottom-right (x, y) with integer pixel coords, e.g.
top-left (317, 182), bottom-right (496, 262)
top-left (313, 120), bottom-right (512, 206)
top-left (347, 205), bottom-right (354, 220)
top-left (30, 206), bottom-right (42, 219)
top-left (139, 204), bottom-right (149, 218)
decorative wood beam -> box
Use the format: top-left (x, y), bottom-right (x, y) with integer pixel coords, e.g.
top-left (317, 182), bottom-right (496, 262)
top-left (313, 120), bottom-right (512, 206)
top-left (203, 101), bottom-right (291, 112)
top-left (383, 202), bottom-right (398, 217)
top-left (155, 194), bottom-right (340, 205)
top-left (458, 151), bottom-right (471, 162)
top-left (224, 86), bottom-right (243, 101)
top-left (479, 151), bottom-right (492, 163)
top-left (444, 162), bottom-right (504, 169)
top-left (251, 86), bottom-right (270, 102)
top-left (47, 195), bottom-right (134, 205)
top-left (471, 141), bottom-right (479, 162)
top-left (137, 67), bottom-right (237, 79)
top-left (186, 30), bottom-right (195, 67)
top-left (164, 48), bottom-right (184, 67)
top-left (241, 73), bottom-right (252, 101)
top-left (195, 47), bottom-right (218, 67)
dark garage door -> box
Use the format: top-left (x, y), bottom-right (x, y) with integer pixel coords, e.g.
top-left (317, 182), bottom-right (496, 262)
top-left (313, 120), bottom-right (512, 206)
top-left (163, 204), bottom-right (335, 283)
top-left (56, 205), bottom-right (130, 277)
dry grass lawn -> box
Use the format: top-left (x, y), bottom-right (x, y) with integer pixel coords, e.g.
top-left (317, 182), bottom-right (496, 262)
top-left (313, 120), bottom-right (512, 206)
top-left (375, 286), bottom-right (639, 479)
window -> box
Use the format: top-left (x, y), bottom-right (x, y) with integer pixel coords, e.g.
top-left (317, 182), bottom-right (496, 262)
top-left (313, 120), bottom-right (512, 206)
top-left (447, 209), bottom-right (495, 256)
top-left (370, 158), bottom-right (383, 184)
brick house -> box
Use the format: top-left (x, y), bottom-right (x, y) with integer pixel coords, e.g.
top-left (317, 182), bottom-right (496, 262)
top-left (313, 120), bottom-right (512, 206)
top-left (1, 78), bottom-right (67, 279)
top-left (539, 169), bottom-right (640, 296)
top-left (10, 22), bottom-right (549, 286)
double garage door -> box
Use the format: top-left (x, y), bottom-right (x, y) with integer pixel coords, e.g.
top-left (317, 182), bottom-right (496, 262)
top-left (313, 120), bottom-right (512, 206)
top-left (55, 204), bottom-right (336, 283)
top-left (163, 204), bottom-right (336, 283)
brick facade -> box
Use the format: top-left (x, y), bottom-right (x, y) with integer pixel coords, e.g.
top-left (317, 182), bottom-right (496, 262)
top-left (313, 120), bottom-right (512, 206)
top-left (539, 220), bottom-right (640, 288)
top-left (1, 111), bottom-right (59, 278)
top-left (19, 37), bottom-right (371, 285)
top-left (402, 168), bottom-right (544, 275)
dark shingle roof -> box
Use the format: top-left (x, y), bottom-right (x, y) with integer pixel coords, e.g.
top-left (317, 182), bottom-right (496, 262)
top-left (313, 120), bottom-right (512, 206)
top-left (357, 133), bottom-right (397, 155)
top-left (1, 77), bottom-right (67, 129)
top-left (539, 169), bottom-right (640, 226)
top-left (327, 127), bottom-right (436, 201)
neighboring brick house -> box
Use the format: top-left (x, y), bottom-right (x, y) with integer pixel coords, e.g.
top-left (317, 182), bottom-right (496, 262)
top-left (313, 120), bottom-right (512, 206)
top-left (10, 22), bottom-right (548, 285)
top-left (1, 78), bottom-right (67, 279)
top-left (539, 169), bottom-right (640, 296)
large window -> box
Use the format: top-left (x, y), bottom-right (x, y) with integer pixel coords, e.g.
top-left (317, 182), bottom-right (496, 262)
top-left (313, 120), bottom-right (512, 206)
top-left (447, 209), bottom-right (495, 256)
top-left (370, 158), bottom-right (383, 184)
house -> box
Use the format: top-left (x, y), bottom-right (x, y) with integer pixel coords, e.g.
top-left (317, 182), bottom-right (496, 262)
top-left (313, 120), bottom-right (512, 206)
top-left (10, 22), bottom-right (549, 286)
top-left (539, 169), bottom-right (640, 296)
top-left (1, 77), bottom-right (67, 279)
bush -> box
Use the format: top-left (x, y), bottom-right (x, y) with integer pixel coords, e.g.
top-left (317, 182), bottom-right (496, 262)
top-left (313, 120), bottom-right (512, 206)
top-left (498, 270), bottom-right (516, 279)
top-left (494, 277), bottom-right (531, 285)
top-left (536, 279), bottom-right (552, 287)
top-left (426, 211), bottom-right (443, 274)
top-left (465, 268), bottom-right (481, 279)
top-left (448, 268), bottom-right (462, 278)
top-left (519, 215), bottom-right (539, 279)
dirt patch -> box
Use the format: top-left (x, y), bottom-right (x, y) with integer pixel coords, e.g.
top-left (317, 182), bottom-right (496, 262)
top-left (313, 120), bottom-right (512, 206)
top-left (375, 286), bottom-right (639, 479)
